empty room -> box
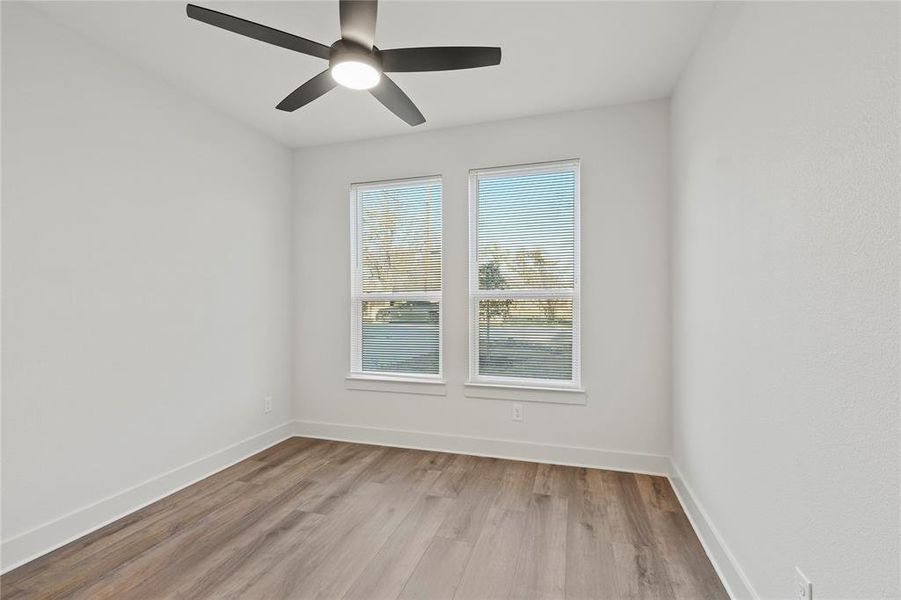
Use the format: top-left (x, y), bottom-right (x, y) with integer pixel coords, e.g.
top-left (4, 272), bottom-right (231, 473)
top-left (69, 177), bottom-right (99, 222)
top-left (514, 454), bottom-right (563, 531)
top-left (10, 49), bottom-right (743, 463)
top-left (1, 1), bottom-right (898, 599)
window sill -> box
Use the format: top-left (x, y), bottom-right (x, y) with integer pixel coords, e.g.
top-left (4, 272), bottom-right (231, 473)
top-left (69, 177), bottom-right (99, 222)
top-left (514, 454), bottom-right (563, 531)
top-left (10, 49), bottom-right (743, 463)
top-left (463, 382), bottom-right (587, 405)
top-left (345, 374), bottom-right (447, 397)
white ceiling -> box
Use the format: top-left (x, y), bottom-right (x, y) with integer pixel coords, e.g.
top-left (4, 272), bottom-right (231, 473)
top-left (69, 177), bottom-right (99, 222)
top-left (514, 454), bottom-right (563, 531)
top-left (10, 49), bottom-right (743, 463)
top-left (34, 1), bottom-right (713, 148)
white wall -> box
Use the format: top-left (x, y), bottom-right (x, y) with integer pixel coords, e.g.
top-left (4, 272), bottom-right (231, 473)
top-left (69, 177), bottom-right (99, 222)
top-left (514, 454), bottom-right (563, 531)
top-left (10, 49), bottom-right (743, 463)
top-left (671, 3), bottom-right (900, 599)
top-left (1, 3), bottom-right (294, 568)
top-left (293, 101), bottom-right (672, 466)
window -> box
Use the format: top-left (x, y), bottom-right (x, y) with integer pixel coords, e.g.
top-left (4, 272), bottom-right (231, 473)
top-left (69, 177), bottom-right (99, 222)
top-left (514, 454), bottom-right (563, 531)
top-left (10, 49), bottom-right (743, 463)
top-left (350, 177), bottom-right (442, 380)
top-left (469, 161), bottom-right (580, 389)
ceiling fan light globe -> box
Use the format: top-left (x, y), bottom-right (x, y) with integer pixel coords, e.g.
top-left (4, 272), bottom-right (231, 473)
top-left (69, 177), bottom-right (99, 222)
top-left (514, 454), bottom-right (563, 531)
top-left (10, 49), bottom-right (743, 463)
top-left (331, 60), bottom-right (381, 90)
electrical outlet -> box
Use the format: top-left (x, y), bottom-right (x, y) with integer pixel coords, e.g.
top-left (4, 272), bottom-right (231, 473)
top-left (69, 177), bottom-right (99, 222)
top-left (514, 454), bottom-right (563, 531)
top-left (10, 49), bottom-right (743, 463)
top-left (512, 403), bottom-right (523, 422)
top-left (795, 567), bottom-right (812, 600)
top-left (264, 396), bottom-right (273, 414)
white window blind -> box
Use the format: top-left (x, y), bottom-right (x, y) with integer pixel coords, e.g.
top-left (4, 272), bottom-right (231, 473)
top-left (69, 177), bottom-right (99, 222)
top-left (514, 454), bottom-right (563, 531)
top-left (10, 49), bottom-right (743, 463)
top-left (469, 161), bottom-right (580, 388)
top-left (351, 177), bottom-right (442, 379)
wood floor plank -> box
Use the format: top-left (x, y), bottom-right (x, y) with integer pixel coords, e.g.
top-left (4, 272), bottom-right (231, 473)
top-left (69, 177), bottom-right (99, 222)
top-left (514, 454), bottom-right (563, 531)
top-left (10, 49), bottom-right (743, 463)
top-left (648, 506), bottom-right (729, 600)
top-left (414, 450), bottom-right (456, 471)
top-left (173, 509), bottom-right (326, 599)
top-left (510, 494), bottom-right (569, 600)
top-left (454, 507), bottom-right (525, 600)
top-left (428, 453), bottom-right (480, 498)
top-left (434, 458), bottom-right (506, 543)
top-left (298, 472), bottom-right (443, 600)
top-left (453, 505), bottom-right (528, 600)
top-left (396, 537), bottom-right (473, 600)
top-left (232, 468), bottom-right (441, 600)
top-left (495, 460), bottom-right (539, 512)
top-left (510, 494), bottom-right (568, 600)
top-left (245, 436), bottom-right (314, 462)
top-left (603, 471), bottom-right (656, 547)
top-left (2, 457), bottom-right (264, 590)
top-left (533, 463), bottom-right (578, 499)
top-left (12, 480), bottom-right (258, 599)
top-left (635, 475), bottom-right (681, 514)
top-left (67, 478), bottom-right (319, 599)
top-left (565, 467), bottom-right (622, 599)
top-left (239, 439), bottom-right (340, 489)
top-left (1, 438), bottom-right (729, 600)
top-left (219, 481), bottom-right (396, 599)
top-left (342, 494), bottom-right (454, 600)
top-left (610, 541), bottom-right (676, 600)
top-left (167, 509), bottom-right (325, 599)
top-left (360, 447), bottom-right (427, 485)
top-left (293, 444), bottom-right (387, 513)
top-left (0, 586), bottom-right (30, 600)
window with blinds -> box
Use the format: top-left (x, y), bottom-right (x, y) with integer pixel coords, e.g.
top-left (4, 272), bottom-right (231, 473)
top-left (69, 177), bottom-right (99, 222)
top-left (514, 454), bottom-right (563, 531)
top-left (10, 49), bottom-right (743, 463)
top-left (351, 177), bottom-right (442, 379)
top-left (469, 161), bottom-right (580, 388)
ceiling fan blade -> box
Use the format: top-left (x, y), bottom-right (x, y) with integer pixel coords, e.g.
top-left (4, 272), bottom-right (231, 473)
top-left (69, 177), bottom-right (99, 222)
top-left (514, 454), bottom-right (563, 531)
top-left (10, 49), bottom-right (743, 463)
top-left (339, 0), bottom-right (378, 49)
top-left (186, 4), bottom-right (330, 60)
top-left (381, 46), bottom-right (501, 72)
top-left (369, 75), bottom-right (425, 126)
top-left (276, 70), bottom-right (337, 112)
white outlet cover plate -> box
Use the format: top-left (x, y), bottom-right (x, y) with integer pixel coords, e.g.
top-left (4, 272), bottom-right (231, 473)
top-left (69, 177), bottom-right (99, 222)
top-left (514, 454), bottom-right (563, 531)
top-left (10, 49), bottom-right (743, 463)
top-left (795, 567), bottom-right (812, 600)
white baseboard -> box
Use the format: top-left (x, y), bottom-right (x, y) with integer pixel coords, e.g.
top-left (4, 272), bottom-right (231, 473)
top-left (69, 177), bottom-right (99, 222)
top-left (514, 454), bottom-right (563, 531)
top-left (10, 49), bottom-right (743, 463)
top-left (1, 422), bottom-right (295, 574)
top-left (292, 419), bottom-right (671, 476)
top-left (668, 461), bottom-right (759, 600)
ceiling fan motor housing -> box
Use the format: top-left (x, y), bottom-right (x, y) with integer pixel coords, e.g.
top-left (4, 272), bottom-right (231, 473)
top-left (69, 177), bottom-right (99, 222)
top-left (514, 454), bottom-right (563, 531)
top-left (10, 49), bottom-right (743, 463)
top-left (329, 39), bottom-right (383, 73)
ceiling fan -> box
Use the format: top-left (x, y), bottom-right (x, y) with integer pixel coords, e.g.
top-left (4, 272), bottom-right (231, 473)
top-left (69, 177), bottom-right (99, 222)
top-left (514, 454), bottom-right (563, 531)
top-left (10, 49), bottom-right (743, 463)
top-left (186, 1), bottom-right (502, 126)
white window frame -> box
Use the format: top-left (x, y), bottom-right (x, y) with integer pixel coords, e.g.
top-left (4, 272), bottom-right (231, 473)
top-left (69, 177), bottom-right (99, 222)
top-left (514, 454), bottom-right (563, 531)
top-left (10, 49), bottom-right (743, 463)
top-left (468, 160), bottom-right (581, 391)
top-left (349, 175), bottom-right (444, 383)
